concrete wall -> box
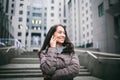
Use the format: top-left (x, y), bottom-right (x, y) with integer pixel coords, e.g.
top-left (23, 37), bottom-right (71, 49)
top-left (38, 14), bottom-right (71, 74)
top-left (0, 47), bottom-right (25, 65)
top-left (76, 50), bottom-right (120, 80)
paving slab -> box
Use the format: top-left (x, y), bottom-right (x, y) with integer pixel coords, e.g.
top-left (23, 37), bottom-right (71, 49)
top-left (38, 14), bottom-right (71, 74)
top-left (0, 64), bottom-right (40, 69)
top-left (0, 76), bottom-right (102, 80)
top-left (0, 78), bottom-right (44, 80)
top-left (74, 76), bottom-right (102, 80)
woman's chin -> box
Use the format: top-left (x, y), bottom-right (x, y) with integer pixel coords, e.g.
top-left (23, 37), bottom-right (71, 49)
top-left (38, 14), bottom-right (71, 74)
top-left (57, 41), bottom-right (64, 44)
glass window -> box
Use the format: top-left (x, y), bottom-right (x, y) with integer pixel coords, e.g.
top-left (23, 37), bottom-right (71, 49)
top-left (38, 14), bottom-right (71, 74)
top-left (83, 27), bottom-right (85, 31)
top-left (91, 22), bottom-right (93, 26)
top-left (51, 0), bottom-right (54, 3)
top-left (51, 6), bottom-right (54, 10)
top-left (98, 2), bottom-right (104, 17)
top-left (18, 24), bottom-right (23, 29)
top-left (59, 8), bottom-right (61, 11)
top-left (18, 39), bottom-right (21, 42)
top-left (44, 26), bottom-right (46, 30)
top-left (19, 10), bottom-right (23, 15)
top-left (63, 19), bottom-right (67, 23)
top-left (82, 20), bottom-right (84, 24)
top-left (86, 2), bottom-right (88, 7)
top-left (11, 10), bottom-right (14, 14)
top-left (27, 18), bottom-right (29, 22)
top-left (87, 32), bottom-right (89, 37)
top-left (38, 26), bottom-right (41, 30)
top-left (5, 0), bottom-right (9, 13)
top-left (83, 34), bottom-right (85, 38)
top-left (82, 7), bottom-right (84, 10)
top-left (32, 20), bottom-right (35, 24)
top-left (10, 16), bottom-right (12, 20)
top-left (82, 0), bottom-right (84, 3)
top-left (44, 13), bottom-right (47, 16)
top-left (38, 20), bottom-right (42, 24)
top-left (59, 13), bottom-right (61, 17)
top-left (91, 30), bottom-right (93, 35)
top-left (44, 7), bottom-right (47, 10)
top-left (86, 10), bottom-right (88, 14)
top-left (19, 17), bottom-right (23, 22)
top-left (35, 20), bottom-right (38, 24)
top-left (20, 3), bottom-right (24, 7)
top-left (32, 13), bottom-right (42, 17)
top-left (11, 4), bottom-right (14, 7)
top-left (82, 13), bottom-right (84, 17)
top-left (59, 2), bottom-right (61, 5)
top-left (51, 13), bottom-right (54, 17)
top-left (44, 33), bottom-right (46, 37)
top-left (86, 17), bottom-right (88, 21)
top-left (27, 11), bottom-right (30, 15)
top-left (18, 32), bottom-right (22, 36)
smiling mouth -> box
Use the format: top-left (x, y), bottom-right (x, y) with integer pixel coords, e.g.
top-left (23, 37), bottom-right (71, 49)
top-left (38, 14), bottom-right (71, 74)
top-left (59, 38), bottom-right (64, 40)
top-left (60, 39), bottom-right (65, 41)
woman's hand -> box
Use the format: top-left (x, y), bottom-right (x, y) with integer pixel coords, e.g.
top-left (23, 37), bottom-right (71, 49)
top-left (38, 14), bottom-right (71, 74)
top-left (50, 36), bottom-right (56, 47)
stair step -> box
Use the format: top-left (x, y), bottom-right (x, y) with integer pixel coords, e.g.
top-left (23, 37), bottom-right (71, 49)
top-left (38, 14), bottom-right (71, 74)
top-left (78, 72), bottom-right (91, 76)
top-left (0, 73), bottom-right (43, 78)
top-left (0, 72), bottom-right (91, 78)
top-left (0, 68), bottom-right (88, 73)
top-left (0, 76), bottom-right (102, 80)
top-left (74, 76), bottom-right (102, 80)
top-left (0, 63), bottom-right (91, 78)
top-left (0, 69), bottom-right (42, 73)
top-left (10, 58), bottom-right (40, 64)
top-left (10, 58), bottom-right (41, 64)
top-left (16, 55), bottom-right (38, 58)
top-left (0, 64), bottom-right (87, 70)
top-left (0, 64), bottom-right (40, 70)
top-left (0, 78), bottom-right (44, 80)
top-left (80, 69), bottom-right (89, 72)
top-left (11, 58), bottom-right (39, 61)
top-left (0, 53), bottom-right (93, 79)
top-left (11, 62), bottom-right (40, 64)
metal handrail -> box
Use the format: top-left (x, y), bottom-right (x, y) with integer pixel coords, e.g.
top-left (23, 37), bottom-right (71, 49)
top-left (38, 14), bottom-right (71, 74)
top-left (6, 46), bottom-right (16, 52)
top-left (98, 57), bottom-right (120, 60)
top-left (0, 46), bottom-right (16, 53)
top-left (86, 51), bottom-right (98, 59)
top-left (75, 49), bottom-right (120, 60)
top-left (0, 38), bottom-right (25, 48)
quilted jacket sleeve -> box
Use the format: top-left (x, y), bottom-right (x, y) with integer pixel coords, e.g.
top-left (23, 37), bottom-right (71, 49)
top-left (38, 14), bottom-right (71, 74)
top-left (40, 47), bottom-right (57, 75)
top-left (52, 53), bottom-right (80, 80)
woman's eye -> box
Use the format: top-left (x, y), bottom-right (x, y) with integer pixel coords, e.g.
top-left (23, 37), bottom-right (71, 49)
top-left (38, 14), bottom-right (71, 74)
top-left (57, 31), bottom-right (65, 34)
top-left (58, 31), bottom-right (62, 34)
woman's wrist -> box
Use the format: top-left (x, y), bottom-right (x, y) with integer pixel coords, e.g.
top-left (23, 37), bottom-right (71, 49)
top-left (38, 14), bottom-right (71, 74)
top-left (50, 44), bottom-right (56, 47)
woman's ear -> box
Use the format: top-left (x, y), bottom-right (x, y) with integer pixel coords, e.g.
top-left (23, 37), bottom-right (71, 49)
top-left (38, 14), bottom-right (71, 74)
top-left (52, 34), bottom-right (55, 37)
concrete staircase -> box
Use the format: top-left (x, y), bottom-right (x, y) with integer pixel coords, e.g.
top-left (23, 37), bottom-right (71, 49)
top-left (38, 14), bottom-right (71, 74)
top-left (0, 52), bottom-right (102, 80)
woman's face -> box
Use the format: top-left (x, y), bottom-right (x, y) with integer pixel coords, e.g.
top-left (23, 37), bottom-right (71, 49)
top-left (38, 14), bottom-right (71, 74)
top-left (53, 26), bottom-right (66, 45)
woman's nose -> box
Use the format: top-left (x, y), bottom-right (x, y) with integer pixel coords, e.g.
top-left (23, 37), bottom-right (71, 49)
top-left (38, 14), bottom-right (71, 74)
top-left (61, 33), bottom-right (65, 37)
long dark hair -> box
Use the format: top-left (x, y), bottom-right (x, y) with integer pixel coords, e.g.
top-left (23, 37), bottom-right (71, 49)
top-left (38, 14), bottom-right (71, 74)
top-left (38, 24), bottom-right (74, 56)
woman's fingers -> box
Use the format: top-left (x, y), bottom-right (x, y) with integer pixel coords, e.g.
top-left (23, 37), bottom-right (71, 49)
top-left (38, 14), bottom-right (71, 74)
top-left (50, 36), bottom-right (56, 47)
top-left (51, 36), bottom-right (56, 41)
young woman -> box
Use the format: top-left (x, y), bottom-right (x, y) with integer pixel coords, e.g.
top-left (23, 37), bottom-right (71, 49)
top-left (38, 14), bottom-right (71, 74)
top-left (38, 24), bottom-right (80, 80)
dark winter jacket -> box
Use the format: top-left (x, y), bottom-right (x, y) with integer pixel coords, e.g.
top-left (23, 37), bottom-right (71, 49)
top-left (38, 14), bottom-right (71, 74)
top-left (39, 47), bottom-right (80, 80)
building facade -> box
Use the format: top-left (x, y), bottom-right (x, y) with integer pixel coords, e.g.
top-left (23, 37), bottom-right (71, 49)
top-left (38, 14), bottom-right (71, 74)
top-left (12, 0), bottom-right (28, 47)
top-left (66, 0), bottom-right (93, 47)
top-left (26, 0), bottom-right (47, 51)
top-left (25, 0), bottom-right (68, 51)
top-left (1, 0), bottom-right (119, 53)
top-left (46, 0), bottom-right (67, 31)
top-left (0, 0), bottom-right (14, 39)
top-left (92, 0), bottom-right (120, 53)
